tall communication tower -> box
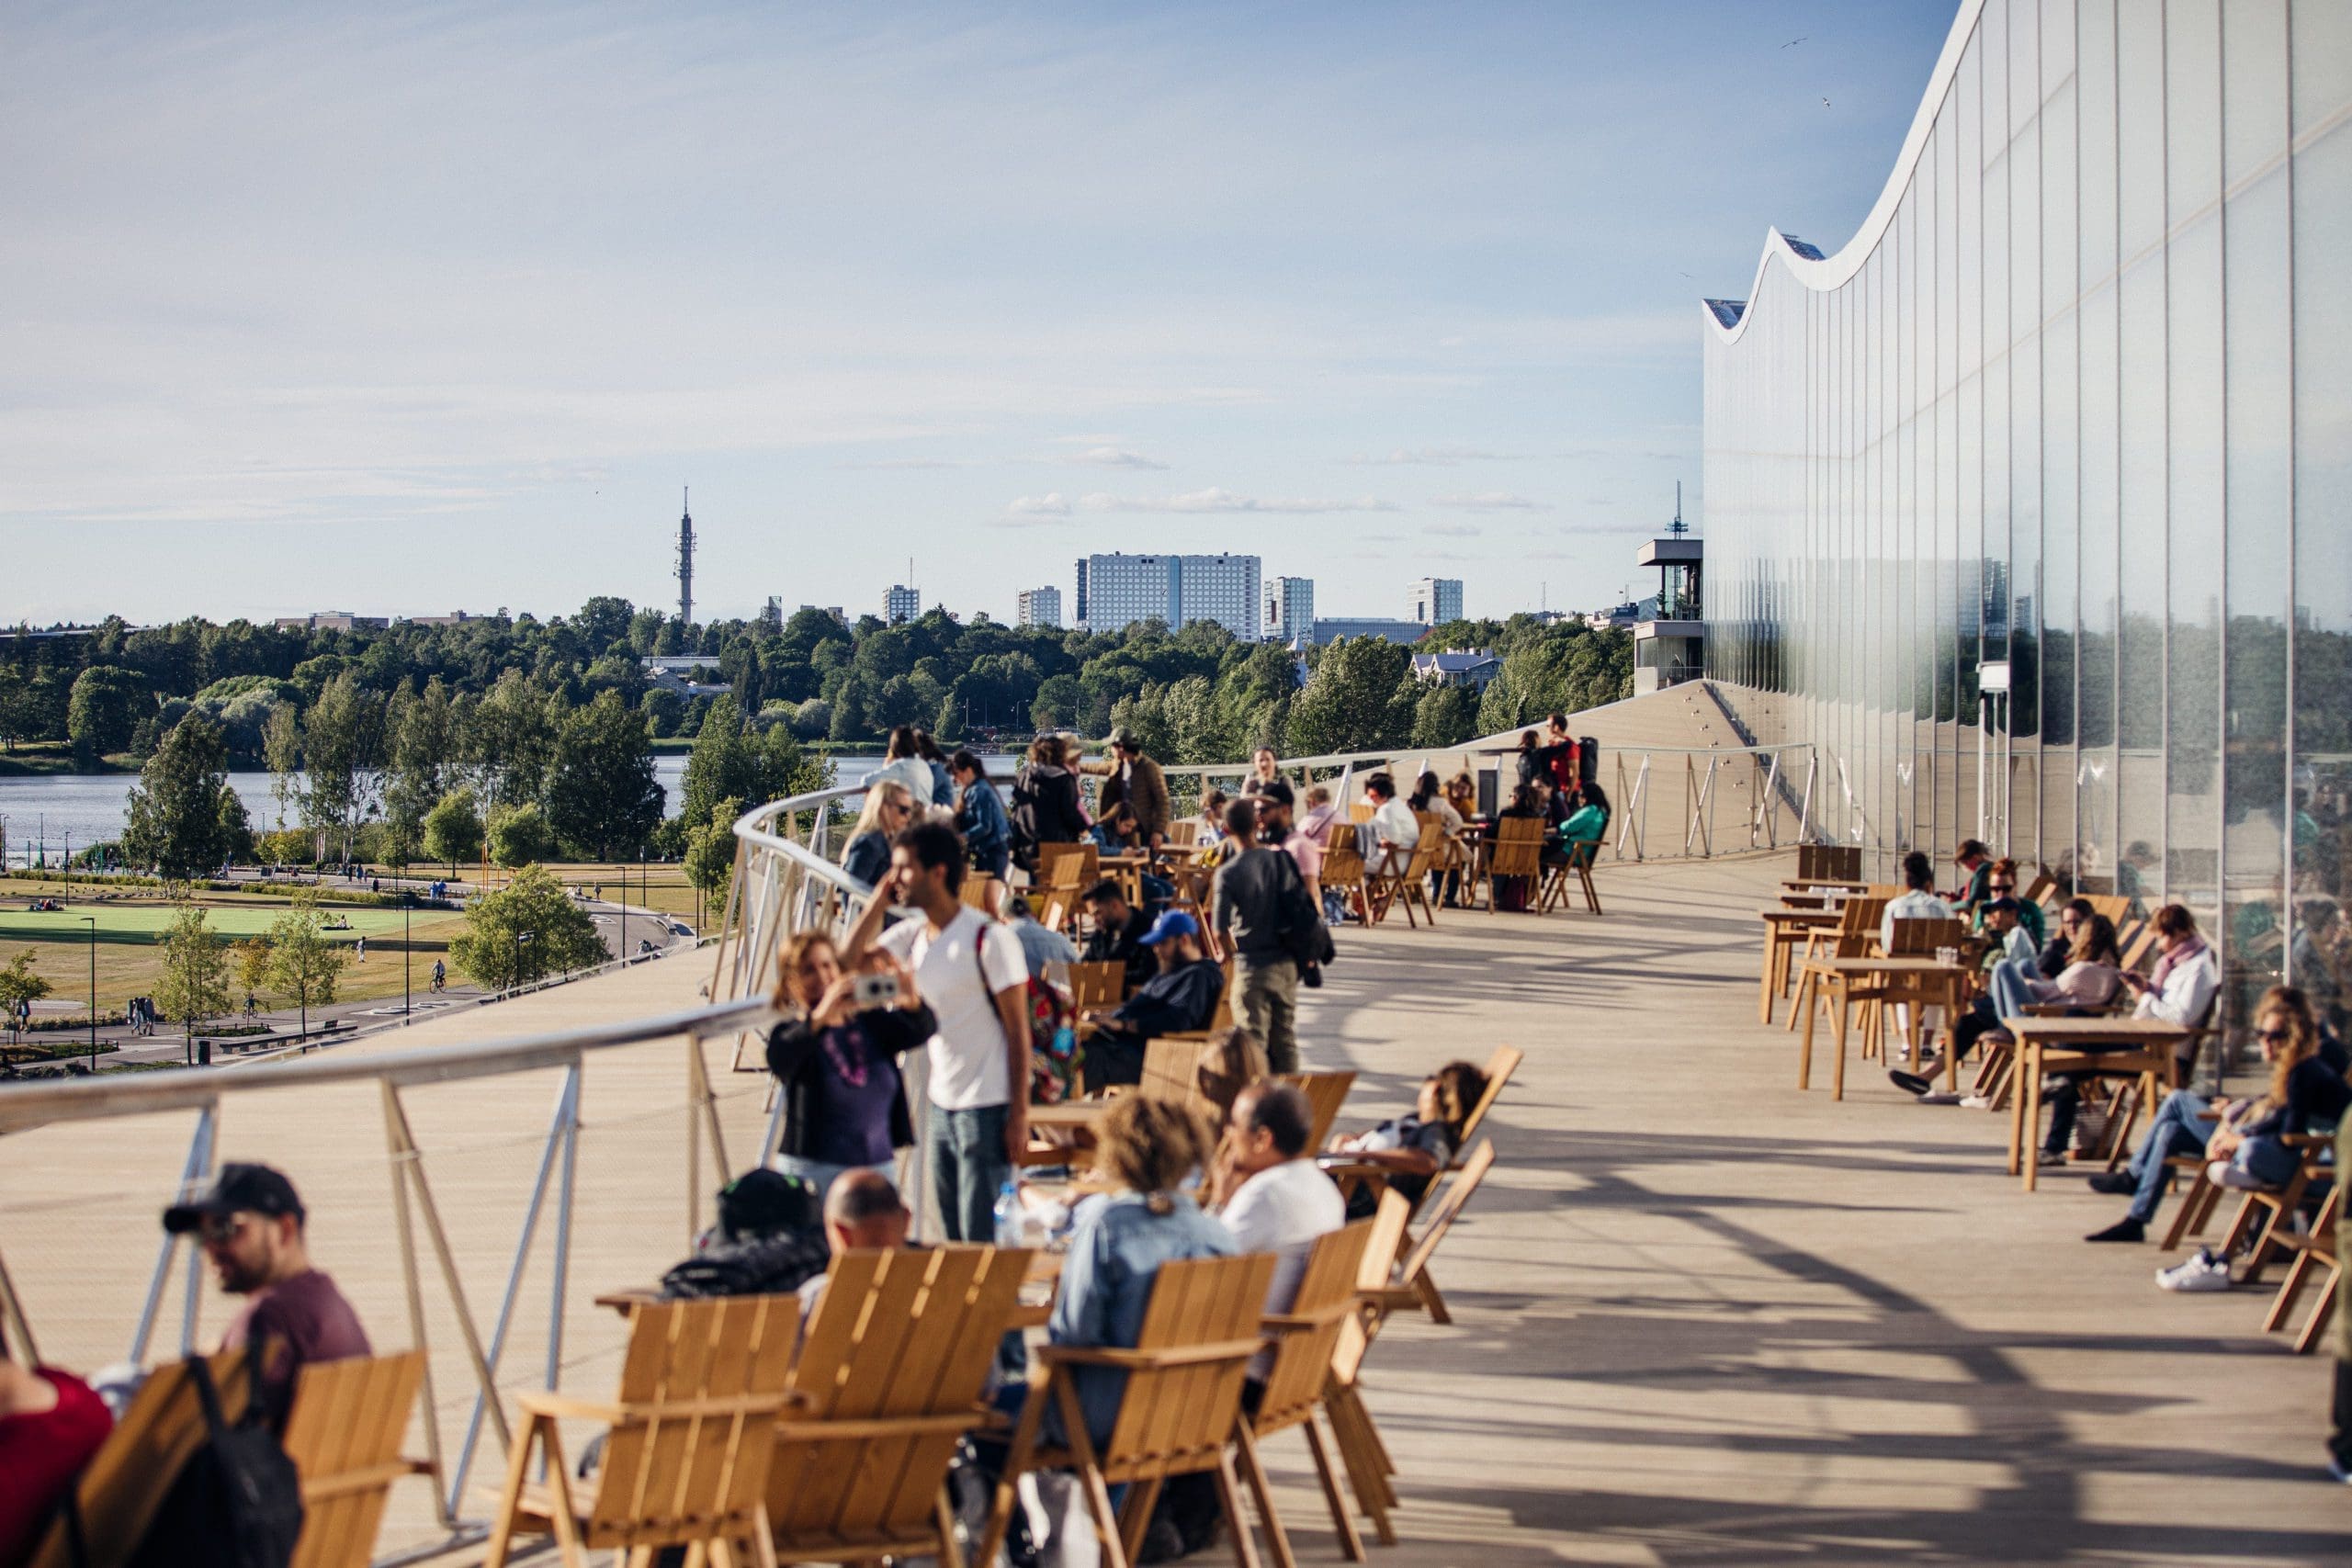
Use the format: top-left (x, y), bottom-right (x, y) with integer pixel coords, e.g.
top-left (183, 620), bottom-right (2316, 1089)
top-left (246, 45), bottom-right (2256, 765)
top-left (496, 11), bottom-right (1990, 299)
top-left (674, 487), bottom-right (696, 626)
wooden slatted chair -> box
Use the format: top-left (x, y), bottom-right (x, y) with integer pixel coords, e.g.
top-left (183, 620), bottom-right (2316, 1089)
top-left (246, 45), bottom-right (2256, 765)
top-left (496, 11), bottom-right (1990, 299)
top-left (2021, 869), bottom-right (2059, 908)
top-left (1385, 1139), bottom-right (1496, 1325)
top-left (1319, 820), bottom-right (1369, 924)
top-left (481, 1297), bottom-right (798, 1567)
top-left (1169, 819), bottom-right (1202, 848)
top-left (1278, 1070), bottom-right (1357, 1153)
top-left (2084, 893), bottom-right (2132, 926)
top-left (2212, 1133), bottom-right (2335, 1283)
top-left (1364, 823), bottom-right (1444, 930)
top-left (768, 1245), bottom-right (1030, 1564)
top-left (1786, 897), bottom-right (1890, 1035)
top-left (1038, 846), bottom-right (1096, 934)
top-left (2261, 1183), bottom-right (2342, 1354)
top-left (285, 1351), bottom-right (432, 1568)
top-left (1321, 1192), bottom-right (1412, 1548)
top-left (28, 1350), bottom-right (253, 1568)
top-left (1069, 959), bottom-right (1129, 1010)
top-left (1538, 835), bottom-right (1604, 916)
top-left (1242, 1222), bottom-right (1378, 1563)
top-left (976, 1253), bottom-right (1281, 1568)
top-left (961, 873), bottom-right (1001, 913)
top-left (1451, 1047), bottom-right (1521, 1166)
top-left (1478, 818), bottom-right (1544, 911)
top-left (1140, 1036), bottom-right (1214, 1108)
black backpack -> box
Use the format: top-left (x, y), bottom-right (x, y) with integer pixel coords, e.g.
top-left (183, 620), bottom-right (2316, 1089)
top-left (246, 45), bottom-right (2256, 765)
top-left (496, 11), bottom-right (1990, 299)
top-left (1266, 845), bottom-right (1336, 975)
top-left (124, 1355), bottom-right (304, 1568)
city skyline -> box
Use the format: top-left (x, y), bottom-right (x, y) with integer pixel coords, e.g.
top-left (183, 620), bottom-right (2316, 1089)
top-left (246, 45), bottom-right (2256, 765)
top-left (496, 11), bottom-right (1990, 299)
top-left (2, 2), bottom-right (1952, 626)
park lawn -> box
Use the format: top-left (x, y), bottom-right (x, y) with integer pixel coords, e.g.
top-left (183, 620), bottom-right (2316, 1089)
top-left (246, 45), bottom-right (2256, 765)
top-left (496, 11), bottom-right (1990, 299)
top-left (0, 902), bottom-right (433, 941)
top-left (2, 914), bottom-right (467, 1016)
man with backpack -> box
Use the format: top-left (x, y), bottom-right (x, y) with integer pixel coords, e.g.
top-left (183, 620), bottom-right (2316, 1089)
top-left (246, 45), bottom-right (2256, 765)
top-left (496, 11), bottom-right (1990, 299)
top-left (1212, 796), bottom-right (1328, 1074)
top-left (163, 1163), bottom-right (370, 1433)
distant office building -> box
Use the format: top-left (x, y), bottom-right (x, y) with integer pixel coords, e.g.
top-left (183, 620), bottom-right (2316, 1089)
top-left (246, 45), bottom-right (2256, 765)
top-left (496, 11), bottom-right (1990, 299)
top-left (1308, 617), bottom-right (1428, 648)
top-left (1075, 553), bottom-right (1261, 639)
top-left (884, 584), bottom-right (921, 626)
top-left (1016, 586), bottom-right (1064, 629)
top-left (798, 604), bottom-right (848, 626)
top-left (274, 612), bottom-right (390, 633)
top-left (1409, 577), bottom-right (1464, 626)
top-left (1265, 577), bottom-right (1314, 646)
top-left (757, 596), bottom-right (784, 633)
top-left (401, 611), bottom-right (482, 628)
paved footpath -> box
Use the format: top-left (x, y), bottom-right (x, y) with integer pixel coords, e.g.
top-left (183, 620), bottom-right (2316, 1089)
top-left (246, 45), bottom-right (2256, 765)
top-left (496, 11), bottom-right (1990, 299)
top-left (4, 852), bottom-right (2345, 1562)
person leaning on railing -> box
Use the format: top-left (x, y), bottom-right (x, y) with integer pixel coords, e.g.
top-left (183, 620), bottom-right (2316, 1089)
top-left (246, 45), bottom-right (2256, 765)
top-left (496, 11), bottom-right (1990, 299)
top-left (951, 750), bottom-right (1014, 885)
top-left (842, 781), bottom-right (916, 889)
top-left (1009, 734), bottom-right (1085, 874)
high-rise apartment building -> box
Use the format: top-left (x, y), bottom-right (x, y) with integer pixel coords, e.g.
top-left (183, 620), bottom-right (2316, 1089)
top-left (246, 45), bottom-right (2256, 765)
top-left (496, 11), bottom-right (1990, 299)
top-left (1409, 577), bottom-right (1464, 626)
top-left (1265, 577), bottom-right (1315, 645)
top-left (884, 584), bottom-right (920, 626)
top-left (1074, 553), bottom-right (1261, 639)
top-left (1016, 585), bottom-right (1063, 629)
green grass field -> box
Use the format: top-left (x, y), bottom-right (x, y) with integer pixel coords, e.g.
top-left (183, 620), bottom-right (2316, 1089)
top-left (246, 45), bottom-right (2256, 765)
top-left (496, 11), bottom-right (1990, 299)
top-left (0, 903), bottom-right (427, 940)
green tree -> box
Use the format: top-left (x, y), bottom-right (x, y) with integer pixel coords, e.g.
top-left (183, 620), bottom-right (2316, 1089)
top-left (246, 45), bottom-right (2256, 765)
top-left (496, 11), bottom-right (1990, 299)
top-left (383, 675), bottom-right (459, 861)
top-left (1410, 682), bottom-right (1481, 749)
top-left (449, 864), bottom-right (606, 989)
top-left (0, 668), bottom-right (34, 751)
top-left (263, 701), bottom-right (305, 835)
top-left (682, 795), bottom-right (742, 919)
top-left (302, 671), bottom-right (387, 863)
top-left (423, 788), bottom-right (484, 877)
top-left (469, 669), bottom-right (559, 810)
top-left (262, 892), bottom-right (354, 1037)
top-left (1286, 637), bottom-right (1416, 756)
top-left (486, 801), bottom-right (557, 868)
top-left (153, 901), bottom-right (233, 1064)
top-left (0, 951), bottom-right (52, 1042)
top-left (546, 689), bottom-right (664, 858)
top-left (679, 695), bottom-right (757, 832)
top-left (66, 665), bottom-right (147, 766)
top-left (121, 716), bottom-right (241, 881)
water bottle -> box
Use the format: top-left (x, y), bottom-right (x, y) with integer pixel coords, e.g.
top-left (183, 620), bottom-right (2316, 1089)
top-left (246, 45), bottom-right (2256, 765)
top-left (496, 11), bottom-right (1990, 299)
top-left (993, 1178), bottom-right (1023, 1247)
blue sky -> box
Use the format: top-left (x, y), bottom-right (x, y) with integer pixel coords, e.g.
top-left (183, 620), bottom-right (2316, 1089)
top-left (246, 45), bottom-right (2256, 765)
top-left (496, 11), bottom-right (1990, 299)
top-left (1, 0), bottom-right (1955, 628)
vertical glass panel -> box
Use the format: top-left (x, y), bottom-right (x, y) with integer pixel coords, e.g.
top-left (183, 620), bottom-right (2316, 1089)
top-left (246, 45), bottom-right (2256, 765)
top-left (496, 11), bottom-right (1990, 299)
top-left (2291, 0), bottom-right (2352, 1026)
top-left (2113, 0), bottom-right (2165, 900)
top-left (2008, 1), bottom-right (2043, 868)
top-left (2075, 0), bottom-right (2119, 890)
top-left (2041, 28), bottom-right (2080, 881)
top-left (2166, 0), bottom-right (2223, 956)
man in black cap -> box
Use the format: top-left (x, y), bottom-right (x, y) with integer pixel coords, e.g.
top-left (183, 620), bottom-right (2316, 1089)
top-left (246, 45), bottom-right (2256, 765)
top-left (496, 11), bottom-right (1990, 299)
top-left (164, 1162), bottom-right (369, 1431)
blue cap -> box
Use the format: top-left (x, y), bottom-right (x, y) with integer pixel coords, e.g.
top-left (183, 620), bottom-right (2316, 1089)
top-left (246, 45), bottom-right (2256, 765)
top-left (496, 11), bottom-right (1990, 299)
top-left (1139, 908), bottom-right (1199, 946)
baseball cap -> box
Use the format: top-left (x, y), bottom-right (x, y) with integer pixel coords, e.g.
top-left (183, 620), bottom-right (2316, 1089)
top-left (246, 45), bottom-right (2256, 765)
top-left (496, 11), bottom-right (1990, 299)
top-left (1138, 908), bottom-right (1200, 947)
top-left (1984, 897), bottom-right (2023, 917)
top-left (163, 1162), bottom-right (306, 1235)
top-left (1246, 778), bottom-right (1295, 808)
top-left (1107, 726), bottom-right (1139, 749)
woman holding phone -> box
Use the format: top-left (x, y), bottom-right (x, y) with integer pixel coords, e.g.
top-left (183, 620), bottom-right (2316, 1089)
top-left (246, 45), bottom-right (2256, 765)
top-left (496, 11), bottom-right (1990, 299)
top-left (765, 930), bottom-right (933, 1198)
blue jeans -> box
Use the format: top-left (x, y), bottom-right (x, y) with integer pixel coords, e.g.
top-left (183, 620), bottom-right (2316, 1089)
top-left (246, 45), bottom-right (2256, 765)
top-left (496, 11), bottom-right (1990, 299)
top-left (2125, 1090), bottom-right (2212, 1223)
top-left (1988, 955), bottom-right (2044, 1021)
top-left (928, 1101), bottom-right (1025, 1375)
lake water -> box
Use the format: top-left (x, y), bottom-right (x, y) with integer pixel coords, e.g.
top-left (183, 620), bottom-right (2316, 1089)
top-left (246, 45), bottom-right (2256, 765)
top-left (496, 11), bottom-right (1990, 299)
top-left (0, 753), bottom-right (892, 867)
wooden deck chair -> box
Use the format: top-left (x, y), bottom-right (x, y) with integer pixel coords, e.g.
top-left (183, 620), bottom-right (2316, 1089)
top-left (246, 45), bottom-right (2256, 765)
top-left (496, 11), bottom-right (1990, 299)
top-left (1321, 1192), bottom-right (1412, 1547)
top-left (1478, 818), bottom-right (1544, 911)
top-left (1244, 1222), bottom-right (1378, 1563)
top-left (28, 1350), bottom-right (254, 1568)
top-left (1365, 824), bottom-right (1443, 930)
top-left (1385, 1139), bottom-right (1495, 1326)
top-left (975, 1253), bottom-right (1280, 1568)
top-left (1538, 836), bottom-right (1603, 916)
top-left (1140, 1036), bottom-right (1213, 1107)
top-left (2261, 1183), bottom-right (2342, 1354)
top-left (767, 1245), bottom-right (1030, 1564)
top-left (1452, 1047), bottom-right (1521, 1165)
top-left (1168, 819), bottom-right (1202, 848)
top-left (1786, 897), bottom-right (1889, 1035)
top-left (961, 873), bottom-right (1001, 912)
top-left (1038, 847), bottom-right (1095, 933)
top-left (1348, 801), bottom-right (1375, 824)
top-left (2085, 893), bottom-right (2133, 925)
top-left (285, 1351), bottom-right (432, 1568)
top-left (481, 1297), bottom-right (798, 1567)
top-left (1318, 821), bottom-right (1369, 923)
top-left (1068, 959), bottom-right (1128, 1010)
top-left (1278, 1070), bottom-right (1357, 1153)
top-left (2022, 869), bottom-right (2058, 908)
top-left (2213, 1132), bottom-right (2334, 1282)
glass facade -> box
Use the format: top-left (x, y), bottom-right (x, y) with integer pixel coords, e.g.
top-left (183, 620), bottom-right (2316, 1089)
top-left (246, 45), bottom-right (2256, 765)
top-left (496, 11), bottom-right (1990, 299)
top-left (1703, 0), bottom-right (2352, 1043)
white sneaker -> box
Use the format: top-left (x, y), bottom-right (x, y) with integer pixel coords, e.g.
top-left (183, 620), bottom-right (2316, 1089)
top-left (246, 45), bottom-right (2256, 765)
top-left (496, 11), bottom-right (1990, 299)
top-left (2157, 1249), bottom-right (2231, 1292)
top-left (1959, 1093), bottom-right (1992, 1110)
top-left (2207, 1159), bottom-right (2267, 1192)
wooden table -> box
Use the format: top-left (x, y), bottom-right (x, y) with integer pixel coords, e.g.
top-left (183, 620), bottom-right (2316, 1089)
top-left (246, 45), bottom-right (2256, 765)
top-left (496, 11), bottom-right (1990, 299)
top-left (1758, 908), bottom-right (1842, 1023)
top-left (1999, 1016), bottom-right (2191, 1190)
top-left (1798, 956), bottom-right (1969, 1100)
top-left (1781, 878), bottom-right (1869, 896)
top-left (1027, 1100), bottom-right (1114, 1132)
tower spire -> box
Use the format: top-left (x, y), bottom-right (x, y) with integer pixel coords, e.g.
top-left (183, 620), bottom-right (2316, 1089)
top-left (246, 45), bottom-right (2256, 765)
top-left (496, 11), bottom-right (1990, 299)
top-left (674, 487), bottom-right (696, 627)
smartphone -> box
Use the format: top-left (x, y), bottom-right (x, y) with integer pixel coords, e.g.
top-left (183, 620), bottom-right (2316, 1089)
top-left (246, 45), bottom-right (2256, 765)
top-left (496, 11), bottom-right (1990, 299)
top-left (852, 972), bottom-right (903, 1009)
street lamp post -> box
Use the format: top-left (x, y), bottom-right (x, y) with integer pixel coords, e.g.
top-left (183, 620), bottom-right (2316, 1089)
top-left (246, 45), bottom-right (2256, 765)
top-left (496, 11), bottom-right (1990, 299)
top-left (79, 915), bottom-right (96, 1071)
top-left (402, 891), bottom-right (412, 1016)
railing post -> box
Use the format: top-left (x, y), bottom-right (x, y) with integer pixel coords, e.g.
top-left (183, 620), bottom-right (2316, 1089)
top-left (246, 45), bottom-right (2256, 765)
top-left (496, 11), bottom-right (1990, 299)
top-left (130, 1100), bottom-right (217, 1364)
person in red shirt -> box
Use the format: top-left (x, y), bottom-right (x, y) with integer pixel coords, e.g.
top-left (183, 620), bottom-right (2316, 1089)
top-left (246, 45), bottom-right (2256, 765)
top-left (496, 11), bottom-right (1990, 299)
top-left (164, 1162), bottom-right (370, 1432)
top-left (0, 1326), bottom-right (113, 1568)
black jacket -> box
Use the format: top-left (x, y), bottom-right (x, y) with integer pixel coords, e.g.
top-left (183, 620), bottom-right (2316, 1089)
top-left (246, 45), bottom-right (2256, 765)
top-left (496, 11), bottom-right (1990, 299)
top-left (1012, 763), bottom-right (1087, 853)
top-left (1082, 908), bottom-right (1156, 992)
top-left (764, 1001), bottom-right (934, 1160)
top-left (1104, 958), bottom-right (1224, 1042)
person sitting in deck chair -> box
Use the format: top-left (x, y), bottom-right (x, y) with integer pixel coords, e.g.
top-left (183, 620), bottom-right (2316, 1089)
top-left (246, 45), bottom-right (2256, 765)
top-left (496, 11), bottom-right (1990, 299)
top-left (1326, 1059), bottom-right (1487, 1220)
top-left (797, 1169), bottom-right (919, 1329)
top-left (658, 1168), bottom-right (831, 1301)
top-left (1078, 910), bottom-right (1224, 1090)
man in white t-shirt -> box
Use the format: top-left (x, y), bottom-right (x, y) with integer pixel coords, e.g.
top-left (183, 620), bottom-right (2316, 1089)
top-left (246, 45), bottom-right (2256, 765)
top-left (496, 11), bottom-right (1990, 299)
top-left (1363, 773), bottom-right (1420, 876)
top-left (1217, 1082), bottom-right (1345, 1383)
top-left (843, 820), bottom-right (1031, 1248)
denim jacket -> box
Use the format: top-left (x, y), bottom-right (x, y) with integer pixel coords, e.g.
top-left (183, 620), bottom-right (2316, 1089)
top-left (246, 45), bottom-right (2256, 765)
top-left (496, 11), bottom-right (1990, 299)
top-left (1049, 1191), bottom-right (1236, 1443)
top-left (957, 776), bottom-right (1012, 859)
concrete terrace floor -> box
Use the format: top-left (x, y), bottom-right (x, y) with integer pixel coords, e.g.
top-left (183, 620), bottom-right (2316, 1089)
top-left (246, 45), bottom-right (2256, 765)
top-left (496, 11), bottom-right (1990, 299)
top-left (3, 852), bottom-right (2346, 1563)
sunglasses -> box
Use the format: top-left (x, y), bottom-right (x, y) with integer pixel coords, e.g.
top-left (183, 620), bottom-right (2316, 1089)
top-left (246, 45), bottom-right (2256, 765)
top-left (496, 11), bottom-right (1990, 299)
top-left (2256, 1027), bottom-right (2291, 1043)
top-left (1989, 882), bottom-right (2015, 891)
top-left (198, 1213), bottom-right (256, 1246)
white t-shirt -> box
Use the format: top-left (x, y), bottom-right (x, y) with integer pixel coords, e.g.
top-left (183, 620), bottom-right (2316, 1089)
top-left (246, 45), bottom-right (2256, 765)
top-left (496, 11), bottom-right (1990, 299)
top-left (1222, 1157), bottom-right (1346, 1375)
top-left (1370, 797), bottom-right (1421, 868)
top-left (877, 907), bottom-right (1029, 1110)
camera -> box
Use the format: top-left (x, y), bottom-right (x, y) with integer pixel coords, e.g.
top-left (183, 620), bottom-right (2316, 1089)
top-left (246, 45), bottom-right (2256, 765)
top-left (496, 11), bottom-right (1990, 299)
top-left (852, 972), bottom-right (902, 1009)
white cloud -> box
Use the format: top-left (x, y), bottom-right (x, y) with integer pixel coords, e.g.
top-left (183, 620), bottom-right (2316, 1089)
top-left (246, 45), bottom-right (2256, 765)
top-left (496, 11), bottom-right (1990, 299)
top-left (836, 457), bottom-right (976, 470)
top-left (1339, 446), bottom-right (1525, 467)
top-left (1424, 522), bottom-right (1481, 537)
top-left (1074, 488), bottom-right (1399, 514)
top-left (1430, 491), bottom-right (1549, 511)
top-left (1004, 491), bottom-right (1073, 516)
top-left (1069, 447), bottom-right (1170, 469)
